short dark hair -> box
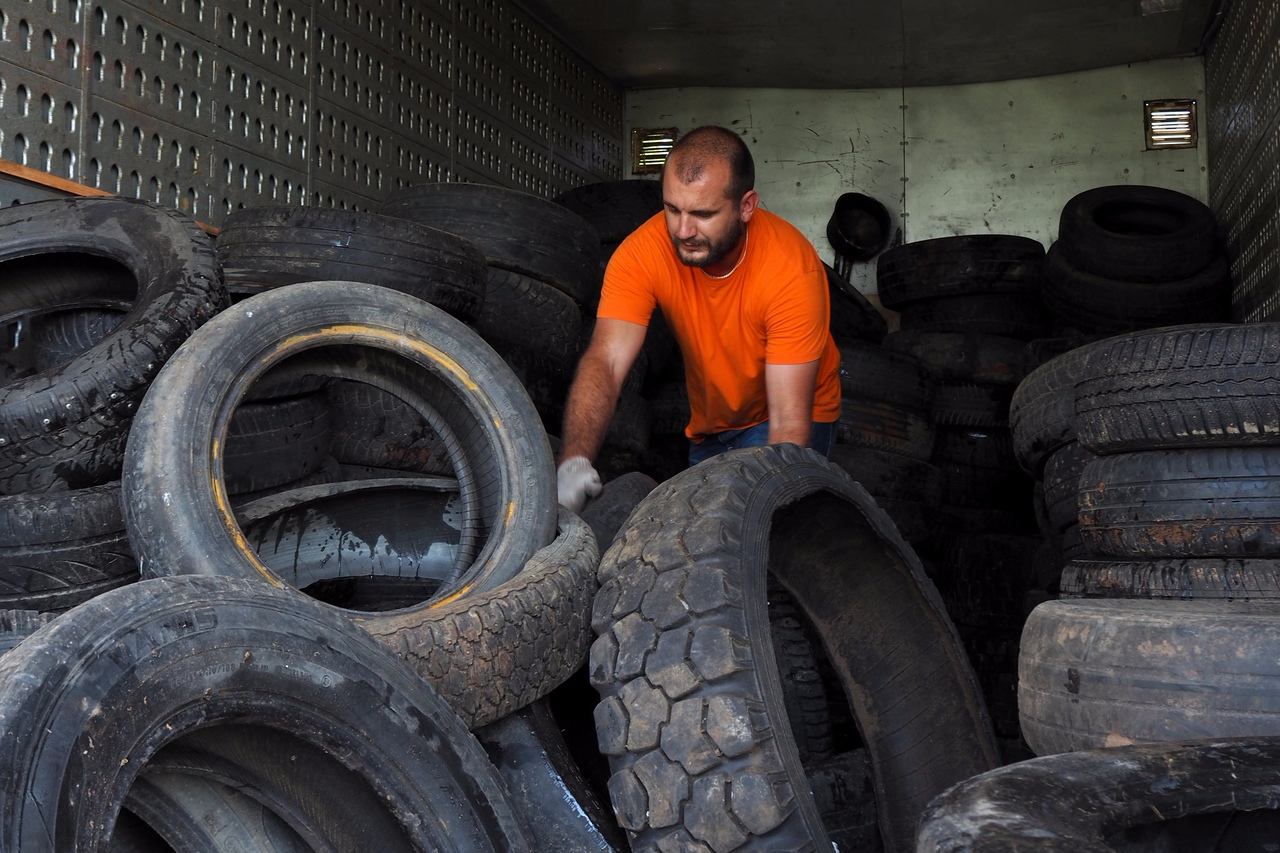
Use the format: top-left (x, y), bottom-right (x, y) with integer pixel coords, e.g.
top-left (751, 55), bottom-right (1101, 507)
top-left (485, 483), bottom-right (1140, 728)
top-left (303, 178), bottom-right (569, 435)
top-left (667, 126), bottom-right (755, 201)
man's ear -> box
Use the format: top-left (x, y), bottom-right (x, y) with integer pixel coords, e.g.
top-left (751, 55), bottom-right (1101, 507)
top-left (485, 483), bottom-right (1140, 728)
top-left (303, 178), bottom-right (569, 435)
top-left (739, 189), bottom-right (760, 224)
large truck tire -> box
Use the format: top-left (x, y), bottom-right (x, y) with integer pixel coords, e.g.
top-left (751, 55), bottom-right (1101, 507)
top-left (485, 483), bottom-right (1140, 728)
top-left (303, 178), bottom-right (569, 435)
top-left (589, 445), bottom-right (998, 853)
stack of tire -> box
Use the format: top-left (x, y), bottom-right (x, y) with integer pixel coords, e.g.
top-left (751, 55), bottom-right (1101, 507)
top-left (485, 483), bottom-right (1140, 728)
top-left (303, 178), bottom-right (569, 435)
top-left (1042, 185), bottom-right (1231, 338)
top-left (0, 197), bottom-right (228, 616)
top-left (875, 234), bottom-right (1048, 746)
top-left (0, 194), bottom-right (623, 850)
top-left (1019, 321), bottom-right (1280, 759)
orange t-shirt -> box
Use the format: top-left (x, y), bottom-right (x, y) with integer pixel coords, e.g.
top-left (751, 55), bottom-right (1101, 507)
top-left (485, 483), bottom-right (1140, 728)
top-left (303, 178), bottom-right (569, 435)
top-left (599, 208), bottom-right (842, 441)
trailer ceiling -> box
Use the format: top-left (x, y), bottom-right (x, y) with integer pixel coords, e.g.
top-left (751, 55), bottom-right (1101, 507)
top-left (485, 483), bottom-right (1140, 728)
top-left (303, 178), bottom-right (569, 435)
top-left (513, 0), bottom-right (1220, 90)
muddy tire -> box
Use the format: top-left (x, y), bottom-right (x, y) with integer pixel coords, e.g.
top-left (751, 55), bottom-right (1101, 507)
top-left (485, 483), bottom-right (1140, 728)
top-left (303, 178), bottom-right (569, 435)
top-left (836, 400), bottom-right (936, 460)
top-left (1079, 447), bottom-right (1280, 558)
top-left (0, 574), bottom-right (532, 851)
top-left (0, 198), bottom-right (226, 493)
top-left (918, 737), bottom-right (1280, 851)
top-left (589, 445), bottom-right (998, 853)
top-left (1019, 598), bottom-right (1280, 755)
top-left (1009, 337), bottom-right (1112, 475)
top-left (1060, 556), bottom-right (1280, 600)
top-left (837, 340), bottom-right (933, 412)
top-left (363, 508), bottom-right (599, 729)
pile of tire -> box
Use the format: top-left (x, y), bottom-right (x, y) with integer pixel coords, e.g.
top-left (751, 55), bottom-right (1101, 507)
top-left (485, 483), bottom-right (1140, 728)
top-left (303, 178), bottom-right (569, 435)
top-left (1019, 321), bottom-right (1280, 756)
top-left (874, 234), bottom-right (1047, 748)
top-left (0, 193), bottom-right (620, 850)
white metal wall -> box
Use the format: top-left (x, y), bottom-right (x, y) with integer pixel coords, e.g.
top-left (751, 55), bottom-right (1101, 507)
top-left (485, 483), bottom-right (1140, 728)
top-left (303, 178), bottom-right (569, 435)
top-left (627, 58), bottom-right (1208, 298)
top-left (0, 0), bottom-right (624, 225)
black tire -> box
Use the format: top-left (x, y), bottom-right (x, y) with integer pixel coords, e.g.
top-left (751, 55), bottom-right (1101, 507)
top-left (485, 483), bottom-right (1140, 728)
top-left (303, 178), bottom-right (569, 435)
top-left (235, 478), bottom-right (465, 594)
top-left (125, 773), bottom-right (310, 853)
top-left (0, 574), bottom-right (531, 851)
top-left (828, 444), bottom-right (945, 505)
top-left (325, 380), bottom-right (453, 475)
top-left (1019, 598), bottom-right (1280, 755)
top-left (0, 609), bottom-right (56, 654)
top-left (363, 508), bottom-right (598, 729)
top-left (895, 293), bottom-right (1048, 339)
top-left (474, 698), bottom-right (630, 853)
top-left (881, 329), bottom-right (1033, 385)
top-left (381, 183), bottom-right (602, 308)
top-left (1060, 557), bottom-right (1280, 600)
top-left (604, 389), bottom-right (651, 455)
top-left (1009, 336), bottom-right (1113, 475)
top-left (825, 263), bottom-right (889, 344)
top-left (0, 481), bottom-right (137, 612)
top-left (875, 235), bottom-right (1046, 309)
top-left (930, 382), bottom-right (1013, 428)
top-left (837, 340), bottom-right (933, 412)
top-left (1042, 240), bottom-right (1230, 334)
top-left (1075, 323), bottom-right (1280, 453)
top-left (123, 280), bottom-right (556, 609)
top-left (1078, 447), bottom-right (1280, 559)
top-left (1042, 440), bottom-right (1094, 534)
top-left (552, 179), bottom-right (663, 244)
top-left (0, 197), bottom-right (227, 493)
top-left (215, 206), bottom-right (488, 322)
top-left (476, 267), bottom-right (583, 367)
top-left (109, 807), bottom-right (174, 852)
top-left (579, 470), bottom-right (658, 554)
top-left (30, 307), bottom-right (125, 371)
top-left (767, 579), bottom-right (836, 764)
top-left (589, 445), bottom-right (998, 853)
top-left (222, 392), bottom-right (333, 496)
top-left (917, 737), bottom-right (1280, 851)
top-left (1056, 184), bottom-right (1219, 283)
top-left (836, 399), bottom-right (936, 460)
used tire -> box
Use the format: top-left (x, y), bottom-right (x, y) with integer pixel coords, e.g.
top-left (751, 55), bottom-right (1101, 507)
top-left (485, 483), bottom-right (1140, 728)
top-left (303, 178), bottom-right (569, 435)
top-left (895, 293), bottom-right (1048, 340)
top-left (123, 280), bottom-right (556, 607)
top-left (1075, 323), bottom-right (1280, 453)
top-left (0, 197), bottom-right (227, 493)
top-left (1060, 556), bottom-right (1280, 600)
top-left (381, 183), bottom-right (602, 308)
top-left (215, 205), bottom-right (488, 322)
top-left (1009, 336), bottom-right (1112, 475)
top-left (881, 330), bottom-right (1033, 386)
top-left (917, 737), bottom-right (1280, 852)
top-left (0, 574), bottom-right (532, 851)
top-left (1056, 184), bottom-right (1219, 283)
top-left (552, 179), bottom-right (662, 244)
top-left (589, 445), bottom-right (998, 853)
top-left (875, 235), bottom-right (1045, 309)
top-left (1043, 241), bottom-right (1229, 334)
top-left (1019, 598), bottom-right (1280, 754)
top-left (1079, 447), bottom-right (1280, 558)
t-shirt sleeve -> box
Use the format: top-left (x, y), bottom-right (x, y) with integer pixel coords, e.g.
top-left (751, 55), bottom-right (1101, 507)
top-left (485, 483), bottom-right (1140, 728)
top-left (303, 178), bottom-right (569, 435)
top-left (596, 233), bottom-right (657, 326)
top-left (763, 265), bottom-right (831, 364)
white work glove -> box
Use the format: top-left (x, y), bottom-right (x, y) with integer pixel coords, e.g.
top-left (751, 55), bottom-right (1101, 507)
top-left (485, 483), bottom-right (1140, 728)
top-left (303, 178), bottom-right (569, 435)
top-left (557, 455), bottom-right (602, 513)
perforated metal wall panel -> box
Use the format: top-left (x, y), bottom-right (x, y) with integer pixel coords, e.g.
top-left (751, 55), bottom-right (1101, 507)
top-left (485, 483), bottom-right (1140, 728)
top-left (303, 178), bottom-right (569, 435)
top-left (1206, 0), bottom-right (1280, 321)
top-left (0, 0), bottom-right (623, 225)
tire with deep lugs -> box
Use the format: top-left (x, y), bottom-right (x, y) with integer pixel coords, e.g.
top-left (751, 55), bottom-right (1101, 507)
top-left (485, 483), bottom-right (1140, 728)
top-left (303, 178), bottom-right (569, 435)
top-left (589, 445), bottom-right (998, 853)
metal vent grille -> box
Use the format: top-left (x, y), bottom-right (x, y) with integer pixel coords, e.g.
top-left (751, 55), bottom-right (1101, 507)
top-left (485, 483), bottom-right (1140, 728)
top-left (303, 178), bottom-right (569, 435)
top-left (0, 0), bottom-right (623, 226)
top-left (1206, 0), bottom-right (1280, 321)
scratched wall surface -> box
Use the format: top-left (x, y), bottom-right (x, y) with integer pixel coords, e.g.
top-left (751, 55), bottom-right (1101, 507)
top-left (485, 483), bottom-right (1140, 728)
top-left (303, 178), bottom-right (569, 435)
top-left (627, 58), bottom-right (1207, 296)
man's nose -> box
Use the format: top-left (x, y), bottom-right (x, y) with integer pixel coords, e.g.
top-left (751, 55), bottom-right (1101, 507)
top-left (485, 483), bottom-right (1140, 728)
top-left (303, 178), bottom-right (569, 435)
top-left (675, 215), bottom-right (697, 239)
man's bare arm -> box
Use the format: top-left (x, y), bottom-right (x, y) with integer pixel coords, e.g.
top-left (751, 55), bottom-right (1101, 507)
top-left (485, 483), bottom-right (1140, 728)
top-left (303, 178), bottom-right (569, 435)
top-left (560, 318), bottom-right (648, 462)
top-left (764, 359), bottom-right (820, 447)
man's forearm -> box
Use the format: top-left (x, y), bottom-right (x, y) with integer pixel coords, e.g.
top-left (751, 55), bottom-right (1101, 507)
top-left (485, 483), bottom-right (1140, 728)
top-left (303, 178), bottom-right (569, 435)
top-left (560, 353), bottom-right (620, 462)
top-left (766, 416), bottom-right (813, 447)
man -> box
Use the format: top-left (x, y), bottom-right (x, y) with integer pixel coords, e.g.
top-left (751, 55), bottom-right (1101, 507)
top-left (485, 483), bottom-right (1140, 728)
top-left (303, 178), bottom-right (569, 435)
top-left (557, 125), bottom-right (842, 512)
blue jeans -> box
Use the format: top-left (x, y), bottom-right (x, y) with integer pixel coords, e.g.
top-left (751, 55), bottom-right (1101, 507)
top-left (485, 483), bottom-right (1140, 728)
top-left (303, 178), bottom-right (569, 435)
top-left (687, 420), bottom-right (837, 466)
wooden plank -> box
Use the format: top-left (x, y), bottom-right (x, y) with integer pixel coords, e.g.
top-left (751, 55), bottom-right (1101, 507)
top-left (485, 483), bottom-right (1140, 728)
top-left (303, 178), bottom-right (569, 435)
top-left (0, 158), bottom-right (219, 235)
